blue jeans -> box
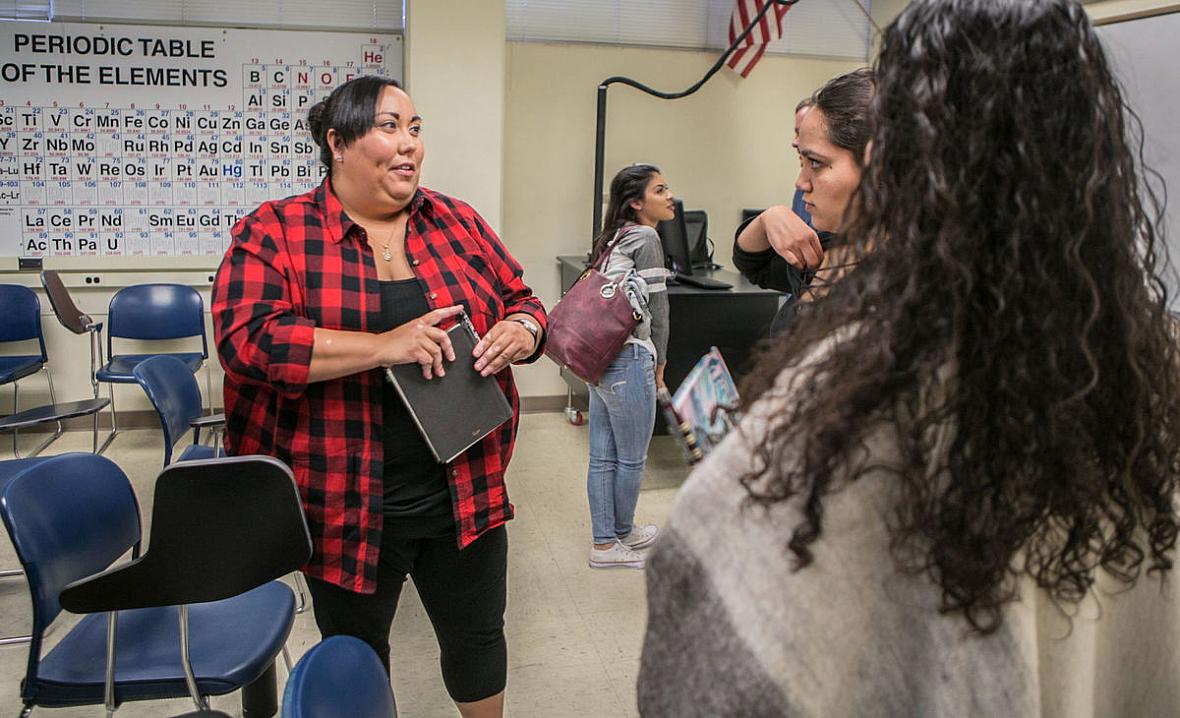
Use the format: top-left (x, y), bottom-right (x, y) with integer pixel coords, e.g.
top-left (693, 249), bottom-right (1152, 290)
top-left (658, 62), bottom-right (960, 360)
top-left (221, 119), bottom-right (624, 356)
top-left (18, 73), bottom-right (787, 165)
top-left (587, 344), bottom-right (656, 544)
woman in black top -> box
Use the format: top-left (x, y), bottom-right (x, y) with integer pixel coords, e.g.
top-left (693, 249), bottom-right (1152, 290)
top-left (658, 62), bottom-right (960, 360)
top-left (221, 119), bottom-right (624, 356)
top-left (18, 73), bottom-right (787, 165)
top-left (733, 69), bottom-right (874, 334)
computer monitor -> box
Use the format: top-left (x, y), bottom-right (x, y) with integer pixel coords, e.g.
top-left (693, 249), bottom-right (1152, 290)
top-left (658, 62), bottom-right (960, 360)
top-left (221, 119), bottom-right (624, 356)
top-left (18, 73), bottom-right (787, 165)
top-left (658, 200), bottom-right (733, 290)
top-left (657, 199), bottom-right (693, 275)
top-left (683, 209), bottom-right (710, 267)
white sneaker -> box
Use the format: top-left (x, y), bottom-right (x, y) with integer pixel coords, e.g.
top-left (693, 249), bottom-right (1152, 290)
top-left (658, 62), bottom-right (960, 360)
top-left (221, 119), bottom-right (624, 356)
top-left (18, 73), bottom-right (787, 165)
top-left (589, 541), bottom-right (646, 569)
top-left (619, 524), bottom-right (660, 551)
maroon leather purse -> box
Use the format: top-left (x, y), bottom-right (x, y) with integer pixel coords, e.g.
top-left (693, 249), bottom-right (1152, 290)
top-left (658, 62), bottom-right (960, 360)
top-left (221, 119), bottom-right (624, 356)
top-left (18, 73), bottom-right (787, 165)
top-left (545, 234), bottom-right (643, 383)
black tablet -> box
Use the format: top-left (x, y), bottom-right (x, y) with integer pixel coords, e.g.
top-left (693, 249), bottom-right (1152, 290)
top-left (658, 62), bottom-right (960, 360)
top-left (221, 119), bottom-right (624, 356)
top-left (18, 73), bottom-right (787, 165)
top-left (385, 317), bottom-right (514, 464)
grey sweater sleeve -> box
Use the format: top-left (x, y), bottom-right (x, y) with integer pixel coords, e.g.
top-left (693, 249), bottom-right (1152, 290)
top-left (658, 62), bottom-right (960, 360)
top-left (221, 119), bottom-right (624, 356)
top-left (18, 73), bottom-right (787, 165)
top-left (627, 226), bottom-right (670, 364)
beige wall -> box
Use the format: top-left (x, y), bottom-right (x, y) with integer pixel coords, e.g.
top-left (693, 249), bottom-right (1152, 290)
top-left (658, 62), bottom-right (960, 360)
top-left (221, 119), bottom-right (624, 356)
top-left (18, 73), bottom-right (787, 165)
top-left (502, 42), bottom-right (862, 397)
top-left (405, 0), bottom-right (506, 230)
top-left (870, 0), bottom-right (911, 54)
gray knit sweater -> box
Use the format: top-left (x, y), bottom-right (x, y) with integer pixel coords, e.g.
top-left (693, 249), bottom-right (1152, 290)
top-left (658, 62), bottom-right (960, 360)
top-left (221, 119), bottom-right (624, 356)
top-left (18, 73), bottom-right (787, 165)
top-left (638, 340), bottom-right (1180, 717)
top-left (599, 224), bottom-right (669, 364)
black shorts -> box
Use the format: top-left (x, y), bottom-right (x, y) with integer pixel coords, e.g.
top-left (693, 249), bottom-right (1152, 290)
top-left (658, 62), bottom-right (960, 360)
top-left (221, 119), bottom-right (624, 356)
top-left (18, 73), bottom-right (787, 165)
top-left (305, 518), bottom-right (508, 703)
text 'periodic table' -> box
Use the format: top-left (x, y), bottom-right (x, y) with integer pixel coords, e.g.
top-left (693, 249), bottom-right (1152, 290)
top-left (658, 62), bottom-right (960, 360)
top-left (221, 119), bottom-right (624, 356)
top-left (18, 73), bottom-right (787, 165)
top-left (0, 21), bottom-right (402, 258)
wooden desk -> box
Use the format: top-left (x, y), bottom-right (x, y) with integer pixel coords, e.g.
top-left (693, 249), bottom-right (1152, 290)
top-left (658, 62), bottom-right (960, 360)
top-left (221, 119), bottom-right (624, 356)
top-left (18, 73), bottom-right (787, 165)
top-left (556, 255), bottom-right (780, 428)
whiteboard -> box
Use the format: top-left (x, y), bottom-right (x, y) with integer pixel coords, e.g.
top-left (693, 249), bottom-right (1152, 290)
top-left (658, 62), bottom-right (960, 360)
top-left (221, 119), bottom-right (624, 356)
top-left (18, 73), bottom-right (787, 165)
top-left (1097, 12), bottom-right (1180, 300)
top-left (0, 21), bottom-right (402, 259)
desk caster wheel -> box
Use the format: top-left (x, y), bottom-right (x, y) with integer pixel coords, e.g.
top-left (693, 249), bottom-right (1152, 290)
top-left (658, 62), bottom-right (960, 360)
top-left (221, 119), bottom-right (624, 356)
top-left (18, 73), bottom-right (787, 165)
top-left (565, 407), bottom-right (584, 426)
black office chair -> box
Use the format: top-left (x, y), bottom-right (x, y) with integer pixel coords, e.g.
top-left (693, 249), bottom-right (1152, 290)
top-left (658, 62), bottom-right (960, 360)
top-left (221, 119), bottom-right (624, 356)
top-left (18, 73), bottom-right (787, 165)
top-left (684, 209), bottom-right (715, 269)
top-left (1, 452), bottom-right (311, 717)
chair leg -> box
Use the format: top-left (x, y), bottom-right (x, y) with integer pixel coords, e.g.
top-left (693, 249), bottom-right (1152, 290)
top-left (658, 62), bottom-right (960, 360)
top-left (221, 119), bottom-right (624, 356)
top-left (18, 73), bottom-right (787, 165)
top-left (107, 381), bottom-right (119, 435)
top-left (104, 612), bottom-right (118, 716)
top-left (0, 538), bottom-right (31, 644)
top-left (95, 383), bottom-right (118, 455)
top-left (87, 327), bottom-right (116, 455)
top-left (0, 610), bottom-right (31, 646)
top-left (0, 567), bottom-right (30, 644)
top-left (241, 660), bottom-right (279, 718)
top-left (292, 571), bottom-right (308, 614)
top-left (178, 605), bottom-right (211, 712)
top-left (17, 368), bottom-right (65, 459)
top-left (204, 362), bottom-right (214, 416)
top-left (10, 381), bottom-right (18, 457)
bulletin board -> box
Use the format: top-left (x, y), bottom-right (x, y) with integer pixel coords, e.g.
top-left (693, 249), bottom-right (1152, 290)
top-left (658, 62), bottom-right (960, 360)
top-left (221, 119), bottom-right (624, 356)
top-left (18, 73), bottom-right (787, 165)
top-left (0, 21), bottom-right (402, 260)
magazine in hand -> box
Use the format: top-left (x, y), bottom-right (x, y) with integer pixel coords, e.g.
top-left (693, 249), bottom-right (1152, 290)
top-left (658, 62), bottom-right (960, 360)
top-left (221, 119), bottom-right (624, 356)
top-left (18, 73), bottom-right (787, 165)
top-left (657, 347), bottom-right (741, 466)
top-left (385, 314), bottom-right (514, 464)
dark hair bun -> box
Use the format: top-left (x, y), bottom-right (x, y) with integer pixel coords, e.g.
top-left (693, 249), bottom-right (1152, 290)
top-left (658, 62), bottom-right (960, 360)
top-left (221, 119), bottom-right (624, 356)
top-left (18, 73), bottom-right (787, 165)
top-left (307, 101), bottom-right (329, 147)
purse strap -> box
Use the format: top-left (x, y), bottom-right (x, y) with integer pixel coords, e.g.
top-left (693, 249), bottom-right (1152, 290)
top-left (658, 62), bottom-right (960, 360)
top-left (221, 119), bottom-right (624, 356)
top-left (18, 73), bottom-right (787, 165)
top-left (592, 224), bottom-right (635, 272)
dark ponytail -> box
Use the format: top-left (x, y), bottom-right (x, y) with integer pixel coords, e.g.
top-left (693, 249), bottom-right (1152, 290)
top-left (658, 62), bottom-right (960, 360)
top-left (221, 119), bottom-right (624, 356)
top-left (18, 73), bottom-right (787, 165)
top-left (591, 164), bottom-right (661, 265)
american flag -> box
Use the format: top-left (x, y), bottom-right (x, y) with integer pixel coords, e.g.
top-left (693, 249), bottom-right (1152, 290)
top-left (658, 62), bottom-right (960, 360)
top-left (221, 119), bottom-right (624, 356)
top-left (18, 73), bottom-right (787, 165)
top-left (726, 0), bottom-right (793, 78)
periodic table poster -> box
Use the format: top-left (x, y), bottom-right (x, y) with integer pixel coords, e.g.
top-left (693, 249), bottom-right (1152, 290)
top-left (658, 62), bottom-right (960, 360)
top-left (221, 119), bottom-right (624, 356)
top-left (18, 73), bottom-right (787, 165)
top-left (0, 22), bottom-right (402, 259)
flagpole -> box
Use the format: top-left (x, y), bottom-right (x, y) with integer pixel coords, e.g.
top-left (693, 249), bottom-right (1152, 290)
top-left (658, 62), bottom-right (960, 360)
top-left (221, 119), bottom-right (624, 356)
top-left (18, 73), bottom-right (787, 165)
top-left (591, 0), bottom-right (799, 242)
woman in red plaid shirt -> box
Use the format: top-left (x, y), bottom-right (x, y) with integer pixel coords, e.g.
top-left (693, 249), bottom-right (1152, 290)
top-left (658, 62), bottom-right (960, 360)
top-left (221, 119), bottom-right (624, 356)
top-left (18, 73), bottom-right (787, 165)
top-left (212, 75), bottom-right (546, 717)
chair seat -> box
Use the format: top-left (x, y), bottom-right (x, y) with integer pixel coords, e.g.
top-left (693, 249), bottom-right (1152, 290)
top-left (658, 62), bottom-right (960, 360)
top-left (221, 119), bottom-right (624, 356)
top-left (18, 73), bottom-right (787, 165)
top-left (0, 398), bottom-right (110, 431)
top-left (97, 353), bottom-right (204, 383)
top-left (0, 356), bottom-right (43, 385)
top-left (30, 581), bottom-right (294, 708)
top-left (177, 444), bottom-right (224, 463)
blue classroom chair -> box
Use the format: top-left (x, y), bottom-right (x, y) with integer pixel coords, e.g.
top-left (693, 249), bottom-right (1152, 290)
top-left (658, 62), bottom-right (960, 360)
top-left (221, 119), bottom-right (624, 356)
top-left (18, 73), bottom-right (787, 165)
top-left (0, 452), bottom-right (311, 717)
top-left (282, 636), bottom-right (397, 718)
top-left (0, 285), bottom-right (61, 456)
top-left (95, 283), bottom-right (211, 444)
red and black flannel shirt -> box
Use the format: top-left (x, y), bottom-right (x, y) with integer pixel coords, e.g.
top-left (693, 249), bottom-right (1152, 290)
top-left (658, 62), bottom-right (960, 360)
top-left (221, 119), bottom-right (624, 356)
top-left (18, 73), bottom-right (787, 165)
top-left (212, 178), bottom-right (547, 594)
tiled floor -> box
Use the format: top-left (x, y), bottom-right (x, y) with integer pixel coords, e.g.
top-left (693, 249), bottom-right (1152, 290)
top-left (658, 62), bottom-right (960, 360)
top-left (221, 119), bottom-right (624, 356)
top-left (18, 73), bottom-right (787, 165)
top-left (0, 413), bottom-right (689, 717)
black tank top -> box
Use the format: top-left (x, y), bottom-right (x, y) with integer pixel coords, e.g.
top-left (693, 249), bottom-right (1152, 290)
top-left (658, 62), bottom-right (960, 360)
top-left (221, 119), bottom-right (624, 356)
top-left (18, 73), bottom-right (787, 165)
top-left (377, 278), bottom-right (452, 521)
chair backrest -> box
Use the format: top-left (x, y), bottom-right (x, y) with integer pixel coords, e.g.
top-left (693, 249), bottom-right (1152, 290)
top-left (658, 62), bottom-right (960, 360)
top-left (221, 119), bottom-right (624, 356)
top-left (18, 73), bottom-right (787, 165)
top-left (0, 284), bottom-right (48, 361)
top-left (684, 209), bottom-right (710, 266)
top-left (0, 453), bottom-right (140, 653)
top-left (59, 454), bottom-right (311, 613)
top-left (40, 270), bottom-right (95, 336)
top-left (107, 283), bottom-right (208, 356)
top-left (282, 636), bottom-right (397, 718)
top-left (134, 355), bottom-right (204, 465)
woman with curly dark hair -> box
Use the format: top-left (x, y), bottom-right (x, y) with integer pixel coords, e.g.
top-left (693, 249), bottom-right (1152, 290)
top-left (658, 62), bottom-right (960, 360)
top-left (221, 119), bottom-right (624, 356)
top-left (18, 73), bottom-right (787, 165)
top-left (639, 1), bottom-right (1180, 715)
